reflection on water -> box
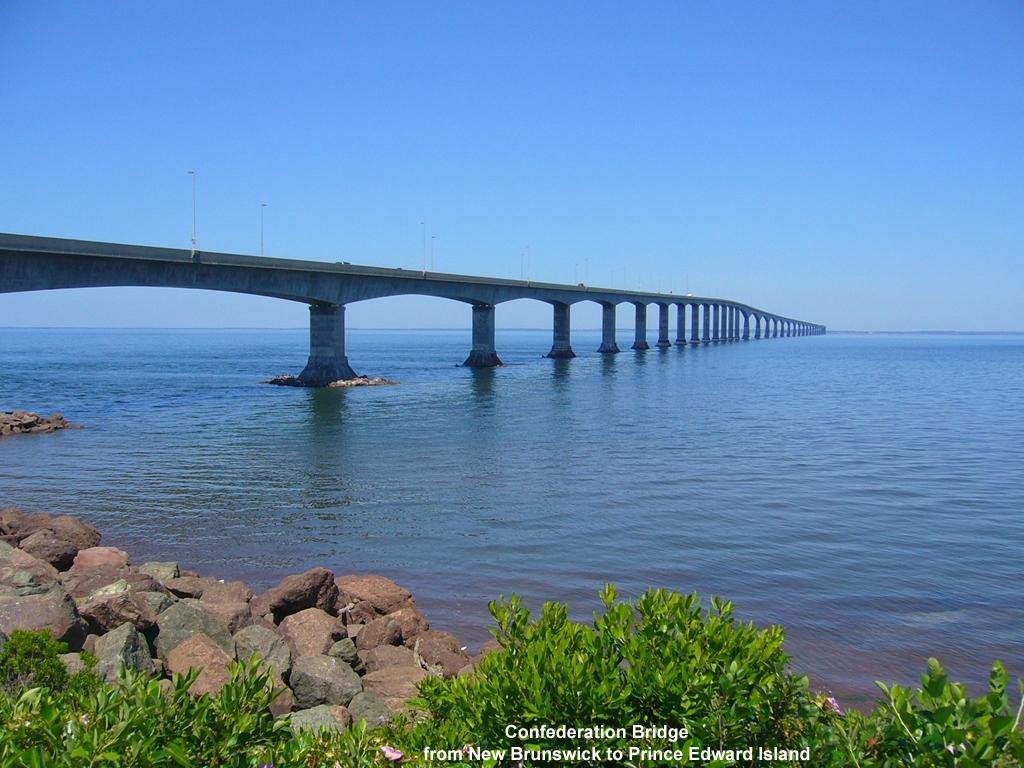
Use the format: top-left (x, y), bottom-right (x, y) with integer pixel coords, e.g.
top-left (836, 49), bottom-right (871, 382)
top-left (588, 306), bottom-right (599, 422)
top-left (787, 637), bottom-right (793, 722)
top-left (2, 328), bottom-right (1023, 705)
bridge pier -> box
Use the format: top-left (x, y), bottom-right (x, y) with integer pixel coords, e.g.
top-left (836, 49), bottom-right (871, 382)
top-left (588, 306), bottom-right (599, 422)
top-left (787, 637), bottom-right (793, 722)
top-left (298, 303), bottom-right (358, 385)
top-left (754, 314), bottom-right (762, 339)
top-left (632, 303), bottom-right (650, 350)
top-left (691, 304), bottom-right (700, 344)
top-left (546, 302), bottom-right (576, 359)
top-left (712, 304), bottom-right (721, 342)
top-left (656, 303), bottom-right (672, 348)
top-left (675, 303), bottom-right (687, 346)
top-left (727, 306), bottom-right (735, 340)
top-left (702, 304), bottom-right (711, 343)
top-left (463, 303), bottom-right (502, 368)
top-left (598, 303), bottom-right (620, 353)
top-left (742, 310), bottom-right (750, 340)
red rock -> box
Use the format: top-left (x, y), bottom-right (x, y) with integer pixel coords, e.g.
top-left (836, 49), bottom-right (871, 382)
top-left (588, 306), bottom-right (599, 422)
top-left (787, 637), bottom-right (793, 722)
top-left (72, 547), bottom-right (129, 570)
top-left (278, 608), bottom-right (346, 657)
top-left (361, 666), bottom-right (428, 712)
top-left (343, 601), bottom-right (377, 626)
top-left (201, 600), bottom-right (252, 634)
top-left (0, 546), bottom-right (59, 584)
top-left (413, 630), bottom-right (470, 678)
top-left (390, 607), bottom-right (429, 647)
top-left (0, 582), bottom-right (86, 649)
top-left (60, 566), bottom-right (162, 599)
top-left (79, 591), bottom-right (158, 635)
top-left (250, 568), bottom-right (340, 623)
top-left (18, 529), bottom-right (77, 571)
top-left (354, 615), bottom-right (402, 650)
top-left (358, 644), bottom-right (417, 673)
top-left (200, 580), bottom-right (253, 604)
top-left (166, 633), bottom-right (234, 697)
top-left (165, 576), bottom-right (216, 599)
top-left (335, 574), bottom-right (415, 616)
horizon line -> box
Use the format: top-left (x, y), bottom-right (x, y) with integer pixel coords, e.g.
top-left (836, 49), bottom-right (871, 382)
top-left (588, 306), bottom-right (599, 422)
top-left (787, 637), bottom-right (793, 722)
top-left (1, 327), bottom-right (1023, 335)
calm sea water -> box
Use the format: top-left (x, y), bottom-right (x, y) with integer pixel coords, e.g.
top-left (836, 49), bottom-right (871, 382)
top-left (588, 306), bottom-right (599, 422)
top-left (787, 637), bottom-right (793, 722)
top-left (2, 328), bottom-right (1022, 706)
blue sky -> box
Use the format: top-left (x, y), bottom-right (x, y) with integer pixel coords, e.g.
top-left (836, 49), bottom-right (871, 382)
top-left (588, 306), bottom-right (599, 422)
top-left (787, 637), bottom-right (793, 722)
top-left (1, 1), bottom-right (1021, 331)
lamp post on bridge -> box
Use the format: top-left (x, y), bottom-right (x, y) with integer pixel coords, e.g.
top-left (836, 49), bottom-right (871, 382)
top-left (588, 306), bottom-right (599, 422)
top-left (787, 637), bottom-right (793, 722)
top-left (260, 202), bottom-right (267, 257)
top-left (188, 170), bottom-right (197, 261)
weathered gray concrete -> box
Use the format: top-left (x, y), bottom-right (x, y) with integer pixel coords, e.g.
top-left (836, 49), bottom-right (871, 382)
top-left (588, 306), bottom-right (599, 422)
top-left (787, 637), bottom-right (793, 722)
top-left (656, 304), bottom-right (671, 348)
top-left (546, 302), bottom-right (575, 359)
top-left (298, 303), bottom-right (358, 385)
top-left (631, 303), bottom-right (650, 350)
top-left (712, 304), bottom-right (721, 342)
top-left (675, 303), bottom-right (686, 346)
top-left (463, 304), bottom-right (501, 368)
top-left (598, 303), bottom-right (620, 353)
top-left (0, 233), bottom-right (825, 380)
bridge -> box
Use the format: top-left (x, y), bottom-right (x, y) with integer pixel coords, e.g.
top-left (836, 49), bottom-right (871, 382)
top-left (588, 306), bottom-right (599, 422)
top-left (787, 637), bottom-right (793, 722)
top-left (0, 233), bottom-right (825, 385)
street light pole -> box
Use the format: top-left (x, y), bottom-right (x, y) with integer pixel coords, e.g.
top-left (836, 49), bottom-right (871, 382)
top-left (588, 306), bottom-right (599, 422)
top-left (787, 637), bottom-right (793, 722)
top-left (260, 202), bottom-right (267, 256)
top-left (188, 170), bottom-right (197, 258)
top-left (430, 235), bottom-right (435, 271)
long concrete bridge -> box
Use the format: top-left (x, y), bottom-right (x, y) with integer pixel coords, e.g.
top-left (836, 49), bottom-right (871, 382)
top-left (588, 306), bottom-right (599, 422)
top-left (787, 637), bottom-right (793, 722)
top-left (0, 233), bottom-right (825, 384)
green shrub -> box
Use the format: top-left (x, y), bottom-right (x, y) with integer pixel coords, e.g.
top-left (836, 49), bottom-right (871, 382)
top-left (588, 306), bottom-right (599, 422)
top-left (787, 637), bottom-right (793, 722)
top-left (0, 590), bottom-right (1019, 767)
top-left (0, 629), bottom-right (100, 702)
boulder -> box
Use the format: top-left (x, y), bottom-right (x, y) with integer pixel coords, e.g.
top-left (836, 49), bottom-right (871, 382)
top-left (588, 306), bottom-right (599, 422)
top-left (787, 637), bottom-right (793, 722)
top-left (164, 576), bottom-right (215, 599)
top-left (289, 655), bottom-right (362, 709)
top-left (201, 600), bottom-right (252, 634)
top-left (328, 638), bottom-right (364, 672)
top-left (279, 608), bottom-right (346, 658)
top-left (136, 591), bottom-right (175, 616)
top-left (250, 568), bottom-right (340, 623)
top-left (361, 666), bottom-right (427, 712)
top-left (358, 644), bottom-right (416, 674)
top-left (138, 561), bottom-right (178, 583)
top-left (154, 599), bottom-right (233, 659)
top-left (0, 581), bottom-right (86, 648)
top-left (93, 622), bottom-right (156, 682)
top-left (18, 529), bottom-right (77, 571)
top-left (44, 516), bottom-right (101, 551)
top-left (413, 630), bottom-right (471, 678)
top-left (342, 600), bottom-right (378, 626)
top-left (354, 615), bottom-right (402, 650)
top-left (335, 574), bottom-right (414, 616)
top-left (79, 591), bottom-right (158, 635)
top-left (72, 547), bottom-right (129, 571)
top-left (233, 624), bottom-right (292, 681)
top-left (288, 704), bottom-right (352, 734)
top-left (166, 632), bottom-right (233, 697)
top-left (348, 691), bottom-right (392, 729)
top-left (200, 580), bottom-right (253, 604)
top-left (270, 685), bottom-right (295, 718)
top-left (391, 607), bottom-right (429, 646)
top-left (60, 566), bottom-right (162, 599)
top-left (0, 546), bottom-right (59, 584)
top-left (59, 652), bottom-right (89, 676)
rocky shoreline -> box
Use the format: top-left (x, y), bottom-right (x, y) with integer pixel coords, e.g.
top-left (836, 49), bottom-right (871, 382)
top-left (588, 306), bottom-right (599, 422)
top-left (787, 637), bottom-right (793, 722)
top-left (0, 507), bottom-right (487, 733)
top-left (1, 410), bottom-right (81, 437)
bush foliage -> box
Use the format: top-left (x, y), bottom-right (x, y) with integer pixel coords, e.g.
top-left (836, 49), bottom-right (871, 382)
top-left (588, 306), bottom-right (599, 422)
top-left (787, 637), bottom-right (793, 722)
top-left (0, 587), bottom-right (1020, 766)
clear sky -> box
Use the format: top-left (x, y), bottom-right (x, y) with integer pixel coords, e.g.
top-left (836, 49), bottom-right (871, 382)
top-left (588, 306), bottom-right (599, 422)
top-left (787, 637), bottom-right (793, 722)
top-left (1, 1), bottom-right (1021, 331)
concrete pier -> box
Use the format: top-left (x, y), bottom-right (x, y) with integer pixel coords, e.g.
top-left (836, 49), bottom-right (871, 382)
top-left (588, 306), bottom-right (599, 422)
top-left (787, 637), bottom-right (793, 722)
top-left (298, 303), bottom-right (358, 385)
top-left (702, 304), bottom-right (711, 343)
top-left (463, 303), bottom-right (502, 367)
top-left (598, 303), bottom-right (620, 353)
top-left (712, 304), bottom-right (721, 342)
top-left (656, 303), bottom-right (671, 348)
top-left (546, 302), bottom-right (576, 359)
top-left (690, 304), bottom-right (700, 344)
top-left (675, 303), bottom-right (687, 346)
top-left (632, 303), bottom-right (650, 350)
top-left (742, 310), bottom-right (750, 340)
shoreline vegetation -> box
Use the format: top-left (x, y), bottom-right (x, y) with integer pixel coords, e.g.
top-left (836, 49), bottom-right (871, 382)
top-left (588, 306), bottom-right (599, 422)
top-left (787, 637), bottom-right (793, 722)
top-left (0, 509), bottom-right (1020, 764)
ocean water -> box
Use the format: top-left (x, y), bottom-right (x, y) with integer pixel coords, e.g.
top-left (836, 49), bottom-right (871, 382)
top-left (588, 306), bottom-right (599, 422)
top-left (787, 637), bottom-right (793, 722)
top-left (1, 327), bottom-right (1022, 706)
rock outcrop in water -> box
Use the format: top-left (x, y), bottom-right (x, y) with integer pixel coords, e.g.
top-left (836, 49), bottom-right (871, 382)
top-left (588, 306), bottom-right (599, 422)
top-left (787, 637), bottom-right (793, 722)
top-left (265, 375), bottom-right (398, 388)
top-left (1, 410), bottom-right (81, 437)
top-left (0, 506), bottom-right (488, 731)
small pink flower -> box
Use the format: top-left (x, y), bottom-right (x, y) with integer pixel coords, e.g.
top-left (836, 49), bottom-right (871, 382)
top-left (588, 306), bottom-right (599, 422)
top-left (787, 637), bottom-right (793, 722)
top-left (946, 744), bottom-right (956, 754)
top-left (462, 744), bottom-right (473, 755)
top-left (380, 745), bottom-right (403, 761)
top-left (826, 696), bottom-right (843, 715)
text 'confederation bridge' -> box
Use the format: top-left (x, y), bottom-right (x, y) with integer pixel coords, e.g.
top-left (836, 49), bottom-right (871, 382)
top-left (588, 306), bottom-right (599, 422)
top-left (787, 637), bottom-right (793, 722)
top-left (0, 234), bottom-right (825, 385)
